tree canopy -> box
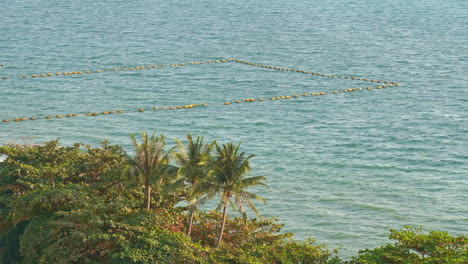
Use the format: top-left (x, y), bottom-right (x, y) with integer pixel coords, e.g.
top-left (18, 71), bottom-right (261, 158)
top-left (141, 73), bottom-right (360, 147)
top-left (0, 134), bottom-right (466, 263)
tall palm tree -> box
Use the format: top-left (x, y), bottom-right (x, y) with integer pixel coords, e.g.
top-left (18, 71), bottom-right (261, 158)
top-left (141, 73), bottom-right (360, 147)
top-left (196, 142), bottom-right (268, 247)
top-left (126, 131), bottom-right (174, 210)
top-left (172, 135), bottom-right (213, 236)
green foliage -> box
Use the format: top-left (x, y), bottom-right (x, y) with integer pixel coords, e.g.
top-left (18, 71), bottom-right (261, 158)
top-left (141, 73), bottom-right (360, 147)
top-left (0, 140), bottom-right (127, 263)
top-left (204, 237), bottom-right (339, 264)
top-left (348, 226), bottom-right (467, 264)
top-left (1, 137), bottom-right (466, 264)
top-left (125, 132), bottom-right (178, 210)
top-left (190, 211), bottom-right (291, 247)
top-left (196, 142), bottom-right (268, 247)
top-left (20, 199), bottom-right (198, 264)
top-left (171, 135), bottom-right (214, 236)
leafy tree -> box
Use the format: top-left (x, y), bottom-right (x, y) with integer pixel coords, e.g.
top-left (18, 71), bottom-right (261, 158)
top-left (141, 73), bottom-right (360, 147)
top-left (196, 142), bottom-right (268, 247)
top-left (0, 140), bottom-right (127, 263)
top-left (125, 132), bottom-right (176, 210)
top-left (347, 226), bottom-right (467, 264)
top-left (190, 211), bottom-right (291, 247)
top-left (19, 187), bottom-right (199, 264)
top-left (171, 135), bottom-right (214, 236)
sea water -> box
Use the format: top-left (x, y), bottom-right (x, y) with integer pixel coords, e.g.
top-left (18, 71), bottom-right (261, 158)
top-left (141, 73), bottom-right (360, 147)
top-left (0, 0), bottom-right (466, 258)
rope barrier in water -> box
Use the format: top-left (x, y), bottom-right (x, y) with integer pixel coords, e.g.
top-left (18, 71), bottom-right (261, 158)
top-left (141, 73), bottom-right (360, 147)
top-left (1, 58), bottom-right (401, 124)
top-left (0, 59), bottom-right (231, 80)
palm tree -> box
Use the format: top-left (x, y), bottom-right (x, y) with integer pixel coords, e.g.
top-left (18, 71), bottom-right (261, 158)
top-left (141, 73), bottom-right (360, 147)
top-left (196, 142), bottom-right (268, 247)
top-left (171, 135), bottom-right (213, 236)
top-left (126, 131), bottom-right (174, 210)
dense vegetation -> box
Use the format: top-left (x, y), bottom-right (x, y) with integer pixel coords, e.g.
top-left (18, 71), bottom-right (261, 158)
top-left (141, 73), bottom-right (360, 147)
top-left (0, 133), bottom-right (466, 263)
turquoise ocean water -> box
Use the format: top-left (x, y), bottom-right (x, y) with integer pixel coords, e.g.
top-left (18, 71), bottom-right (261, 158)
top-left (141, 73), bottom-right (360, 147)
top-left (1, 0), bottom-right (467, 258)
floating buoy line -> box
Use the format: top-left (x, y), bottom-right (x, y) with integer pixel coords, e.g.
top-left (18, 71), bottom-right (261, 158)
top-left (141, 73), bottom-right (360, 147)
top-left (1, 58), bottom-right (401, 124)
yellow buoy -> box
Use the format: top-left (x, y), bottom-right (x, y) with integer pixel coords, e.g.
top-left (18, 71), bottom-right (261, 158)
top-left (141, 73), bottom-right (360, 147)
top-left (139, 109), bottom-right (145, 112)
top-left (236, 100), bottom-right (242, 103)
top-left (333, 91), bottom-right (339, 94)
top-left (47, 73), bottom-right (53, 76)
top-left (3, 119), bottom-right (10, 122)
top-left (66, 114), bottom-right (73, 117)
top-left (117, 110), bottom-right (124, 113)
top-left (396, 83), bottom-right (401, 86)
top-left (46, 116), bottom-right (53, 119)
top-left (73, 114), bottom-right (79, 116)
top-left (109, 111), bottom-right (115, 114)
top-left (32, 75), bottom-right (38, 77)
top-left (259, 98), bottom-right (265, 101)
top-left (14, 118), bottom-right (21, 122)
top-left (56, 73), bottom-right (62, 75)
top-left (56, 115), bottom-right (63, 118)
top-left (367, 87), bottom-right (372, 90)
top-left (40, 74), bottom-right (46, 77)
top-left (271, 97), bottom-right (276, 100)
top-left (92, 112), bottom-right (98, 116)
top-left (320, 92), bottom-right (326, 95)
top-left (22, 76), bottom-right (28, 78)
top-left (153, 107), bottom-right (159, 110)
top-left (169, 107), bottom-right (175, 110)
top-left (177, 106), bottom-right (182, 109)
top-left (224, 102), bottom-right (231, 105)
top-left (102, 111), bottom-right (109, 114)
top-left (294, 95), bottom-right (300, 98)
top-left (1, 76), bottom-right (8, 79)
top-left (30, 117), bottom-right (36, 120)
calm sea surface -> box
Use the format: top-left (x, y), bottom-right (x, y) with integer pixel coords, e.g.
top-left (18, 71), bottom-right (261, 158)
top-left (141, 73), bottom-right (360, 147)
top-left (1, 0), bottom-right (467, 258)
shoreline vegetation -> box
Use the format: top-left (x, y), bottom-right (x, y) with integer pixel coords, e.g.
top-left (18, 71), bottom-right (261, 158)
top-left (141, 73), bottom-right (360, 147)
top-left (0, 132), bottom-right (466, 263)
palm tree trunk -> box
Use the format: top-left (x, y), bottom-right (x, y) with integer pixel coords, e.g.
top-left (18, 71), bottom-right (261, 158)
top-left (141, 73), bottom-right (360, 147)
top-left (145, 183), bottom-right (151, 210)
top-left (216, 203), bottom-right (228, 248)
top-left (187, 213), bottom-right (194, 237)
